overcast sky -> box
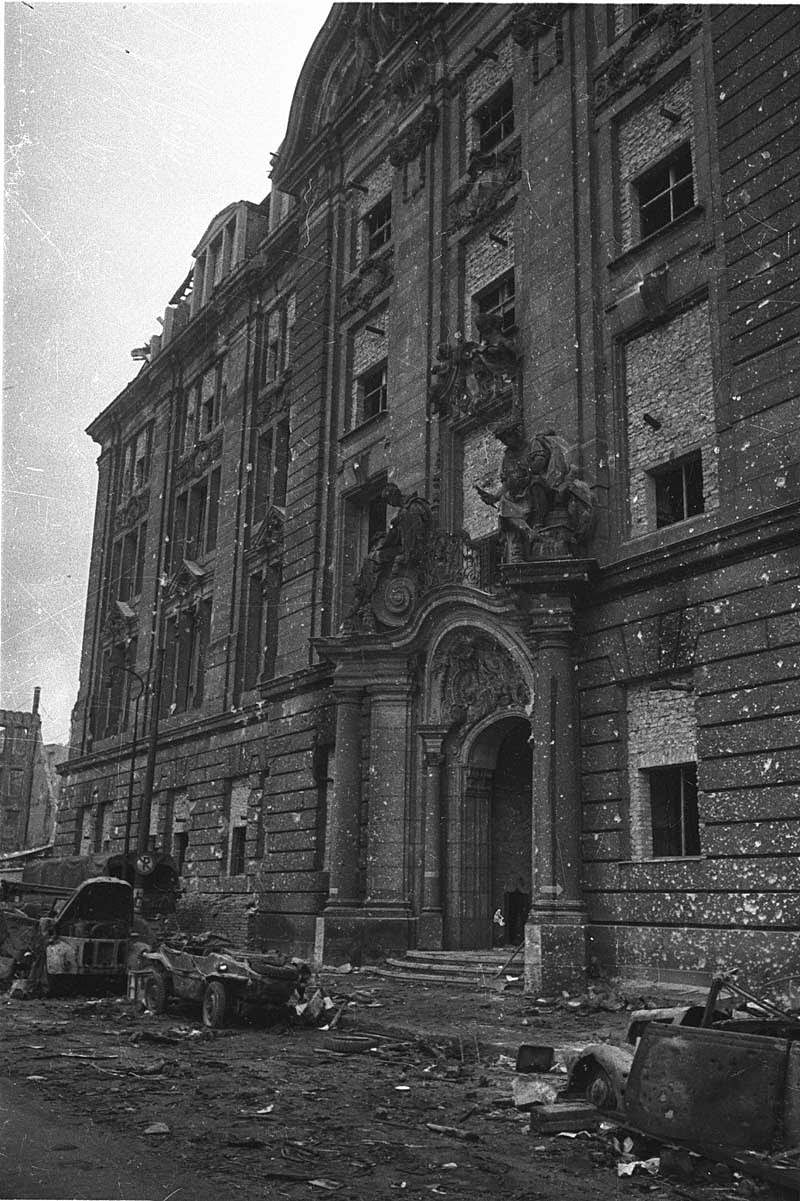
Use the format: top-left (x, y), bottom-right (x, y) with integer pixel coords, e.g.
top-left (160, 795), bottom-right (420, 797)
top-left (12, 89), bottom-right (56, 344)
top-left (3, 1), bottom-right (329, 745)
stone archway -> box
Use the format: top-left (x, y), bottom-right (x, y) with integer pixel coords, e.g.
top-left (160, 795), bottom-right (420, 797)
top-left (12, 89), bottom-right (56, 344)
top-left (456, 715), bottom-right (533, 950)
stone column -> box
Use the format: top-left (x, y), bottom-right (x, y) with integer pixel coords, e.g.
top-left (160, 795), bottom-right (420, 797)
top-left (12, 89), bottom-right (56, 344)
top-left (504, 560), bottom-right (593, 994)
top-left (418, 726), bottom-right (446, 948)
top-left (324, 686), bottom-right (364, 909)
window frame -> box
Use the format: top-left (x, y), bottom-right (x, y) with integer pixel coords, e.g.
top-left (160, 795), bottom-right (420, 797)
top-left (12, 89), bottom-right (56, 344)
top-left (634, 142), bottom-right (694, 241)
top-left (475, 80), bottom-right (515, 153)
top-left (474, 270), bottom-right (516, 337)
top-left (364, 193), bottom-right (392, 257)
top-left (646, 761), bottom-right (700, 858)
top-left (356, 359), bottom-right (388, 425)
top-left (649, 448), bottom-right (704, 529)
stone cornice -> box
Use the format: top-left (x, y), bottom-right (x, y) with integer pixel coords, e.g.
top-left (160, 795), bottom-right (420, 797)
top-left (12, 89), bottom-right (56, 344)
top-left (594, 502), bottom-right (800, 601)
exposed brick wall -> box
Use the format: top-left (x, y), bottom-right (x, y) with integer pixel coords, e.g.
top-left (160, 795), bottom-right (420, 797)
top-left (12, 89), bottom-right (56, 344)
top-left (463, 213), bottom-right (514, 333)
top-left (617, 72), bottom-right (694, 251)
top-left (355, 160), bottom-right (394, 262)
top-left (625, 301), bottom-right (718, 536)
top-left (351, 314), bottom-right (388, 426)
top-left (627, 682), bottom-right (697, 858)
top-left (462, 429), bottom-right (505, 539)
top-left (465, 34), bottom-right (514, 154)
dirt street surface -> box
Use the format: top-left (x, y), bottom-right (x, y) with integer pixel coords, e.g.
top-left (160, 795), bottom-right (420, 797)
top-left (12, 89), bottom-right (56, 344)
top-left (0, 973), bottom-right (790, 1201)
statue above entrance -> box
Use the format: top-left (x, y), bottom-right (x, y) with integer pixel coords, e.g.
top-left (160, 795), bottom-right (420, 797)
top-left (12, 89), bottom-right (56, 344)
top-left (475, 425), bottom-right (596, 562)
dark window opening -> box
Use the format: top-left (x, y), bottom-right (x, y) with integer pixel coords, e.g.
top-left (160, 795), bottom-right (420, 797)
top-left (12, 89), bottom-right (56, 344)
top-left (161, 599), bottom-right (211, 716)
top-left (477, 81), bottom-right (514, 152)
top-left (476, 273), bottom-right (516, 335)
top-left (359, 361), bottom-right (388, 422)
top-left (652, 450), bottom-right (703, 528)
top-left (648, 762), bottom-right (700, 857)
top-left (229, 826), bottom-right (246, 876)
top-left (173, 830), bottom-right (189, 873)
top-left (367, 493), bottom-right (387, 549)
top-left (365, 194), bottom-right (392, 256)
top-left (637, 143), bottom-right (694, 239)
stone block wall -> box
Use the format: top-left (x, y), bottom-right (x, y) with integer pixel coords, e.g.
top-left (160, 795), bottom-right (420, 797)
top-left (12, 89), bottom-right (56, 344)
top-left (625, 301), bottom-right (718, 536)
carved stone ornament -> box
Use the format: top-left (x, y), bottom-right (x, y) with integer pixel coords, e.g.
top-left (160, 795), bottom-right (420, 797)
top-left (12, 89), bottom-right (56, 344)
top-left (510, 4), bottom-right (563, 49)
top-left (429, 313), bottom-right (520, 431)
top-left (432, 631), bottom-right (529, 728)
top-left (341, 250), bottom-right (394, 315)
top-left (163, 558), bottom-right (207, 608)
top-left (448, 145), bottom-right (520, 232)
top-left (101, 599), bottom-right (137, 647)
top-left (174, 428), bottom-right (223, 488)
top-left (247, 505), bottom-right (285, 567)
top-left (594, 5), bottom-right (703, 109)
top-left (341, 485), bottom-right (480, 637)
top-left (474, 425), bottom-right (597, 563)
top-left (114, 488), bottom-right (149, 534)
top-left (387, 103), bottom-right (439, 168)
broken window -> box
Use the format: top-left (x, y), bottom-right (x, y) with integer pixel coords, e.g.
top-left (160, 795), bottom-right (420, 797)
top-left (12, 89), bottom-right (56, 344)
top-left (171, 468), bottom-right (221, 567)
top-left (364, 193), bottom-right (392, 257)
top-left (651, 450), bottom-right (704, 528)
top-left (120, 425), bottom-right (152, 498)
top-left (636, 143), bottom-right (694, 239)
top-left (477, 81), bottom-right (514, 152)
top-left (647, 763), bottom-right (700, 857)
top-left (357, 361), bottom-right (388, 424)
top-left (161, 599), bottom-right (212, 716)
top-left (227, 781), bottom-right (249, 876)
top-left (475, 272), bottom-right (516, 335)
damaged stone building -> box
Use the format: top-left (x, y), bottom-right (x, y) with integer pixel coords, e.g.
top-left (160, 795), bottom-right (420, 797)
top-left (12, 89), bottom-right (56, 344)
top-left (1, 689), bottom-right (64, 855)
top-left (58, 4), bottom-right (800, 990)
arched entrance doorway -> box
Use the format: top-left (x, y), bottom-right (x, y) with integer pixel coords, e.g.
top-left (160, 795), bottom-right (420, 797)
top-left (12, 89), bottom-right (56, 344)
top-left (453, 715), bottom-right (532, 950)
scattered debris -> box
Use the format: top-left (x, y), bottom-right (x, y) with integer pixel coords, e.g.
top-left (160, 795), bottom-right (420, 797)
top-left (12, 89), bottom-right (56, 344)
top-left (425, 1123), bottom-right (479, 1142)
top-left (511, 1076), bottom-right (558, 1109)
top-left (515, 1043), bottom-right (554, 1073)
top-left (143, 1122), bottom-right (170, 1136)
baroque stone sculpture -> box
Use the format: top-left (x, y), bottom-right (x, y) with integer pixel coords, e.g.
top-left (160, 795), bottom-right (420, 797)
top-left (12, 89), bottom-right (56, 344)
top-left (341, 484), bottom-right (480, 636)
top-left (430, 314), bottom-right (520, 428)
top-left (475, 427), bottom-right (596, 561)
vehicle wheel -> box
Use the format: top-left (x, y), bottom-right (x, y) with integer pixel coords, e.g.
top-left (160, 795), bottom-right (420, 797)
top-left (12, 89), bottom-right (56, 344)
top-left (585, 1066), bottom-right (617, 1112)
top-left (143, 971), bottom-right (168, 1014)
top-left (202, 980), bottom-right (228, 1028)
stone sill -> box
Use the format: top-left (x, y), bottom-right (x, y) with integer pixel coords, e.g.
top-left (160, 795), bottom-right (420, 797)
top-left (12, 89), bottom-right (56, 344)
top-left (339, 410), bottom-right (388, 446)
top-left (618, 857), bottom-right (706, 866)
top-left (606, 205), bottom-right (704, 275)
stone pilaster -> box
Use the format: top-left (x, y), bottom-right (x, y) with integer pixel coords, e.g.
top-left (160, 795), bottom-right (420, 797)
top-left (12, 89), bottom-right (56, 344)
top-left (504, 559), bottom-right (594, 994)
top-left (418, 725), bottom-right (447, 948)
top-left (324, 686), bottom-right (364, 909)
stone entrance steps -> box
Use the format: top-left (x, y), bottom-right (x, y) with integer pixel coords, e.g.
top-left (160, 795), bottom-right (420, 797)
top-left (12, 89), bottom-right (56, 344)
top-left (376, 948), bottom-right (524, 989)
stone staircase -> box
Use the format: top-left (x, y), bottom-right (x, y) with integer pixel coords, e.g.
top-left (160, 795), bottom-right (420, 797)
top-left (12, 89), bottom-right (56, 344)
top-left (375, 948), bottom-right (524, 989)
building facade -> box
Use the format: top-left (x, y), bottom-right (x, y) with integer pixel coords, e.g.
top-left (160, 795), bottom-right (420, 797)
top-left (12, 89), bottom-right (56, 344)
top-left (58, 4), bottom-right (800, 990)
top-left (1, 690), bottom-right (64, 854)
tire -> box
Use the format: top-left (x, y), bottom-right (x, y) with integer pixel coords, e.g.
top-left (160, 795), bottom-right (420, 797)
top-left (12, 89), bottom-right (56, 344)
top-left (202, 980), bottom-right (228, 1028)
top-left (144, 971), bottom-right (168, 1015)
top-left (585, 1066), bottom-right (617, 1112)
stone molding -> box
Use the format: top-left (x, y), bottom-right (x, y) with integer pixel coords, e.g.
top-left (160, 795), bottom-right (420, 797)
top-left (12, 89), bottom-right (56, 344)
top-left (594, 5), bottom-right (702, 110)
top-left (340, 250), bottom-right (394, 315)
top-left (114, 488), bottom-right (149, 534)
top-left (174, 427), bottom-right (223, 487)
top-left (386, 103), bottom-right (439, 168)
top-left (447, 143), bottom-right (521, 233)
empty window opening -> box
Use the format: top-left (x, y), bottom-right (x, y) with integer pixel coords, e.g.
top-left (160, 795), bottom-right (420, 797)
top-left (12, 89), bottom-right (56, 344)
top-left (651, 450), bottom-right (703, 528)
top-left (647, 762), bottom-right (700, 857)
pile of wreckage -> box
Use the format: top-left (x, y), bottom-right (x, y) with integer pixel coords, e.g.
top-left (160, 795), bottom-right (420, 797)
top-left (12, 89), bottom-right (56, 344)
top-left (522, 973), bottom-right (800, 1194)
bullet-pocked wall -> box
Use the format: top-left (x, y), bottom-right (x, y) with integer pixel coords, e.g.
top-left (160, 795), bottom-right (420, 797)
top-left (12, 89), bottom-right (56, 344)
top-left (57, 4), bottom-right (799, 984)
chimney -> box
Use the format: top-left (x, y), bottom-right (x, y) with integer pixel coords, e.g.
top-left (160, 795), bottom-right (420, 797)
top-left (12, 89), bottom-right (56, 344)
top-left (32, 687), bottom-right (41, 717)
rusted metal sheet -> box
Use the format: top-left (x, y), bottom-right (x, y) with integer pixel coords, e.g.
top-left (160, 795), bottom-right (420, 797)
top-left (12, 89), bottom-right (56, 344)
top-left (624, 1024), bottom-right (800, 1153)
